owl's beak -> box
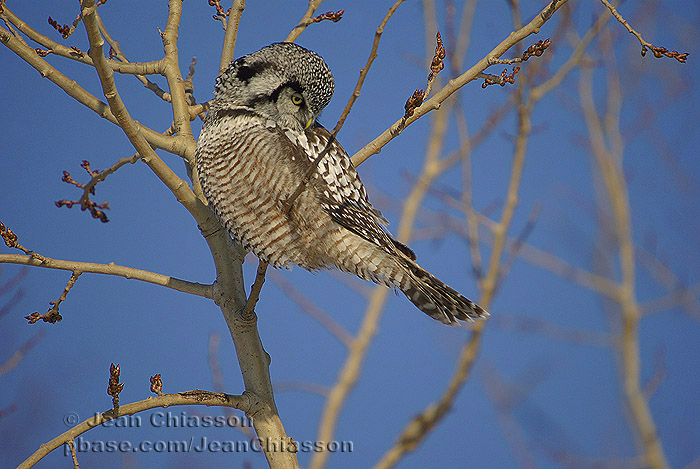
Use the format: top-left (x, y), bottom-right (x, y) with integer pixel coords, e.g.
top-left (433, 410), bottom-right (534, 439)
top-left (304, 117), bottom-right (314, 130)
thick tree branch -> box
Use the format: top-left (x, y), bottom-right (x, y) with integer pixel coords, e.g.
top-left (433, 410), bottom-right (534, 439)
top-left (78, 3), bottom-right (298, 466)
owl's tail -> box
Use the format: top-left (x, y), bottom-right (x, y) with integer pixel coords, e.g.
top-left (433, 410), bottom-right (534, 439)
top-left (397, 261), bottom-right (489, 325)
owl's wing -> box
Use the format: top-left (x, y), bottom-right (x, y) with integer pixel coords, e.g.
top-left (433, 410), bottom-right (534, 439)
top-left (301, 125), bottom-right (389, 225)
top-left (286, 124), bottom-right (416, 261)
top-left (324, 200), bottom-right (417, 260)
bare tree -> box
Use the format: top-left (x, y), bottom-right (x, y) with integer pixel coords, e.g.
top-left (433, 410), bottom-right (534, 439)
top-left (1, 0), bottom-right (695, 468)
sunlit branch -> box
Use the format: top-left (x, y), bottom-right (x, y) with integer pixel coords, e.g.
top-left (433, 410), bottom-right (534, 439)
top-left (17, 390), bottom-right (249, 469)
top-left (0, 254), bottom-right (213, 298)
top-left (351, 0), bottom-right (570, 167)
top-left (285, 0), bottom-right (324, 42)
top-left (219, 0), bottom-right (245, 74)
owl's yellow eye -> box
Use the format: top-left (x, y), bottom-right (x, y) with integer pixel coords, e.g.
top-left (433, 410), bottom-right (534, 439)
top-left (291, 94), bottom-right (304, 106)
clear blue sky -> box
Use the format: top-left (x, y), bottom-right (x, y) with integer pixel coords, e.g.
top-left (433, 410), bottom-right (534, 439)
top-left (1, 1), bottom-right (699, 468)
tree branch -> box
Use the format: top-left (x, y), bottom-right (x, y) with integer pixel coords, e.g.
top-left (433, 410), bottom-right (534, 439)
top-left (579, 59), bottom-right (669, 469)
top-left (218, 0), bottom-right (245, 75)
top-left (0, 254), bottom-right (213, 298)
top-left (312, 30), bottom-right (456, 467)
top-left (600, 0), bottom-right (688, 62)
top-left (376, 3), bottom-right (583, 463)
top-left (241, 260), bottom-right (268, 320)
top-left (351, 0), bottom-right (570, 167)
top-left (0, 24), bottom-right (187, 157)
top-left (285, 0), bottom-right (324, 43)
top-left (161, 0), bottom-right (194, 146)
top-left (17, 389), bottom-right (250, 469)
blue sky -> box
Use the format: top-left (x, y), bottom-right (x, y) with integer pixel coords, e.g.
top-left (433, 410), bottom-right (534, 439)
top-left (1, 1), bottom-right (699, 468)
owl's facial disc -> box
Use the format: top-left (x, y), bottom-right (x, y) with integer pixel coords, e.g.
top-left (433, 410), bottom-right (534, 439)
top-left (213, 42), bottom-right (334, 131)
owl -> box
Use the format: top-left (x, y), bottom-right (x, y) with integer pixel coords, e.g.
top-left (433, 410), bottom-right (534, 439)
top-left (195, 42), bottom-right (489, 325)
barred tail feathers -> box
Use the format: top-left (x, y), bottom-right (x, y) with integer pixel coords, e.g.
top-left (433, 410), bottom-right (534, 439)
top-left (397, 261), bottom-right (489, 325)
top-left (330, 230), bottom-right (488, 324)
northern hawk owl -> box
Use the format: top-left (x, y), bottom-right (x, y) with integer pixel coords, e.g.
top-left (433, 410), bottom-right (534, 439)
top-left (195, 42), bottom-right (488, 324)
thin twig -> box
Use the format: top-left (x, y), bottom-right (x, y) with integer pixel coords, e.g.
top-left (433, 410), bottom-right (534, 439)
top-left (492, 314), bottom-right (611, 347)
top-left (478, 67), bottom-right (520, 88)
top-left (241, 261), bottom-right (268, 319)
top-left (209, 0), bottom-right (230, 29)
top-left (0, 221), bottom-right (48, 263)
top-left (56, 157), bottom-right (139, 222)
top-left (481, 365), bottom-right (539, 469)
top-left (600, 0), bottom-right (688, 62)
top-left (1, 4), bottom-right (163, 75)
top-left (25, 271), bottom-right (81, 324)
top-left (95, 12), bottom-right (170, 101)
top-left (80, 153), bottom-right (139, 194)
top-left (283, 0), bottom-right (407, 213)
top-left (47, 0), bottom-right (107, 39)
top-left (488, 38), bottom-right (551, 65)
top-left (455, 104), bottom-right (483, 280)
top-left (218, 0), bottom-right (245, 74)
top-left (0, 253), bottom-right (212, 298)
top-left (68, 439), bottom-right (80, 469)
top-left (351, 0), bottom-right (570, 167)
top-left (283, 133), bottom-right (337, 214)
top-left (285, 0), bottom-right (324, 42)
top-left (273, 380), bottom-right (331, 397)
top-left (642, 348), bottom-right (666, 400)
top-left (400, 30), bottom-right (446, 124)
top-left (640, 281), bottom-right (700, 318)
top-left (335, 0), bottom-right (407, 133)
top-left (416, 199), bottom-right (622, 300)
top-left (309, 10), bottom-right (344, 24)
top-left (636, 246), bottom-right (700, 319)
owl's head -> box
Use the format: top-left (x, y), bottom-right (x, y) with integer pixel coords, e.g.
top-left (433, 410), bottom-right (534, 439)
top-left (214, 42), bottom-right (335, 132)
